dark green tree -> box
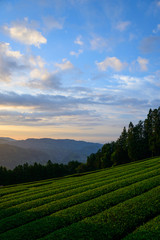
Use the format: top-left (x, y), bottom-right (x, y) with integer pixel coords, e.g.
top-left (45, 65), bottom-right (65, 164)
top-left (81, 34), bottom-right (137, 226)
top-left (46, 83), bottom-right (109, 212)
top-left (100, 142), bottom-right (115, 168)
top-left (67, 161), bottom-right (81, 174)
top-left (111, 127), bottom-right (129, 165)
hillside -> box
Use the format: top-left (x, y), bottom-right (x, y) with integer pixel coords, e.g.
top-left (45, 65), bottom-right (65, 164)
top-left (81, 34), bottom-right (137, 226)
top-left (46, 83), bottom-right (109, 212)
top-left (0, 138), bottom-right (102, 169)
top-left (0, 157), bottom-right (160, 239)
top-left (0, 144), bottom-right (49, 169)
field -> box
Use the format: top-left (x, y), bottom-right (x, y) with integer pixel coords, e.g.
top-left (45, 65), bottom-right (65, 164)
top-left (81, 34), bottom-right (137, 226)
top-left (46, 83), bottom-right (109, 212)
top-left (0, 157), bottom-right (160, 240)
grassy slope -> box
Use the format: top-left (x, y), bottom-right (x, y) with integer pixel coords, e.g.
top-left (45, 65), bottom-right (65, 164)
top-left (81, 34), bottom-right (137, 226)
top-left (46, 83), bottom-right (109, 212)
top-left (0, 157), bottom-right (160, 240)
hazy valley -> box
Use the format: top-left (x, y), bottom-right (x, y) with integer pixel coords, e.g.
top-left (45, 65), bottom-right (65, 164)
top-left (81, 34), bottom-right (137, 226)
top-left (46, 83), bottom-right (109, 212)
top-left (0, 138), bottom-right (102, 169)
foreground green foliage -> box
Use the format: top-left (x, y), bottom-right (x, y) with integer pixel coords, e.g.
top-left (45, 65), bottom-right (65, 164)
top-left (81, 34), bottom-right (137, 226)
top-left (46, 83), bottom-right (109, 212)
top-left (123, 215), bottom-right (160, 240)
top-left (0, 157), bottom-right (160, 239)
top-left (43, 186), bottom-right (160, 240)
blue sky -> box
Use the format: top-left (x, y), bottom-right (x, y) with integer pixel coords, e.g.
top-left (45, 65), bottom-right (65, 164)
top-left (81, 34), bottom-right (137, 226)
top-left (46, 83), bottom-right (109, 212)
top-left (0, 0), bottom-right (160, 143)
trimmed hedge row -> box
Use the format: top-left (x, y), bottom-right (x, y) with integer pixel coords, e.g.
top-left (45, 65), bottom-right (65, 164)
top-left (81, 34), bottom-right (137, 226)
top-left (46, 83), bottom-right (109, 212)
top-left (123, 214), bottom-right (160, 240)
top-left (1, 158), bottom-right (159, 208)
top-left (1, 156), bottom-right (158, 200)
top-left (1, 163), bottom-right (159, 221)
top-left (39, 185), bottom-right (160, 240)
top-left (0, 174), bottom-right (160, 239)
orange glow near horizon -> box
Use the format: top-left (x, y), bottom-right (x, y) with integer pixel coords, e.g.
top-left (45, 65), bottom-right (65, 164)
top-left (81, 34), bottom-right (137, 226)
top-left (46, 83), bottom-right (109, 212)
top-left (0, 125), bottom-right (118, 143)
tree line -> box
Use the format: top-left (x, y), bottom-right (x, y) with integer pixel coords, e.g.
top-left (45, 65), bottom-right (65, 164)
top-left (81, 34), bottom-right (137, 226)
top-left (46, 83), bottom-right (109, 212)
top-left (0, 160), bottom-right (82, 185)
top-left (0, 107), bottom-right (160, 185)
top-left (84, 107), bottom-right (160, 171)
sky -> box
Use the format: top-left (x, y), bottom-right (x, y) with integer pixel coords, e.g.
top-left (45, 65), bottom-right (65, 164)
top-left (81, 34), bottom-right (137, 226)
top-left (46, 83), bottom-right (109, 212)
top-left (0, 0), bottom-right (160, 143)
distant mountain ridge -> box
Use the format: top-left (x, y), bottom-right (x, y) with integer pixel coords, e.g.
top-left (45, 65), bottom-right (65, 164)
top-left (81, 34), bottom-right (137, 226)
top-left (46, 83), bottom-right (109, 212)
top-left (0, 138), bottom-right (102, 169)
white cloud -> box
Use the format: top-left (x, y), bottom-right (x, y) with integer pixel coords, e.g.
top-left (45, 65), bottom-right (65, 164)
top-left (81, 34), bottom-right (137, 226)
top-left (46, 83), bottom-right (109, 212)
top-left (3, 23), bottom-right (47, 47)
top-left (25, 54), bottom-right (61, 90)
top-left (115, 21), bottom-right (131, 32)
top-left (70, 49), bottom-right (83, 57)
top-left (153, 24), bottom-right (160, 33)
top-left (96, 57), bottom-right (127, 72)
top-left (74, 35), bottom-right (83, 46)
top-left (0, 41), bottom-right (59, 90)
top-left (112, 74), bottom-right (141, 89)
top-left (137, 57), bottom-right (148, 71)
top-left (28, 55), bottom-right (45, 68)
top-left (54, 58), bottom-right (74, 70)
top-left (0, 42), bottom-right (22, 59)
top-left (30, 68), bottom-right (49, 80)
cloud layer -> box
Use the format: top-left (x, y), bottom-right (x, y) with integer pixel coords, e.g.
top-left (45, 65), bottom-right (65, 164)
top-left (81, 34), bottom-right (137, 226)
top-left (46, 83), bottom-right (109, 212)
top-left (0, 0), bottom-right (160, 142)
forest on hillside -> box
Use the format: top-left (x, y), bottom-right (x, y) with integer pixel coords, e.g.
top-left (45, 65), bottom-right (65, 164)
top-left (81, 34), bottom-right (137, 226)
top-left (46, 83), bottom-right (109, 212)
top-left (0, 107), bottom-right (160, 185)
top-left (86, 107), bottom-right (160, 170)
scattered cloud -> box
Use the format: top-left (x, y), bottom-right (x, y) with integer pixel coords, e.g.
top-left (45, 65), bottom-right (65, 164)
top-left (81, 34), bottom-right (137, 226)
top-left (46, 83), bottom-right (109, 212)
top-left (0, 42), bottom-right (25, 82)
top-left (74, 35), bottom-right (83, 46)
top-left (0, 41), bottom-right (61, 90)
top-left (3, 21), bottom-right (47, 47)
top-left (28, 69), bottom-right (61, 90)
top-left (112, 74), bottom-right (142, 90)
top-left (28, 55), bottom-right (45, 69)
top-left (22, 53), bottom-right (62, 90)
top-left (90, 35), bottom-right (111, 52)
top-left (137, 57), bottom-right (148, 71)
top-left (0, 42), bottom-right (22, 59)
top-left (96, 57), bottom-right (127, 72)
top-left (0, 0), bottom-right (160, 142)
top-left (54, 58), bottom-right (74, 70)
top-left (42, 16), bottom-right (63, 31)
top-left (70, 49), bottom-right (83, 57)
top-left (115, 21), bottom-right (131, 31)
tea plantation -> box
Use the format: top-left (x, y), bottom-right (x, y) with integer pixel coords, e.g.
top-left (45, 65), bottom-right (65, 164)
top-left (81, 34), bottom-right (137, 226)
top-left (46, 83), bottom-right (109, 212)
top-left (0, 157), bottom-right (160, 240)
